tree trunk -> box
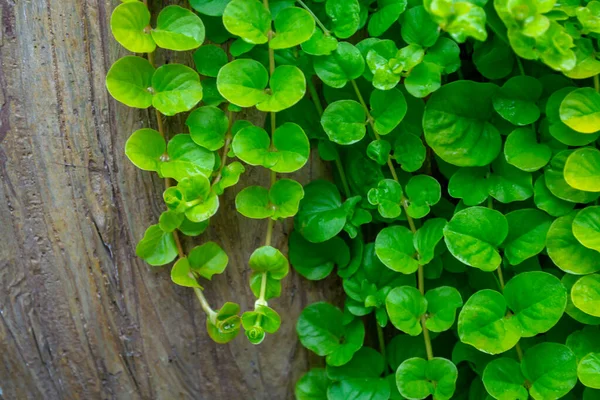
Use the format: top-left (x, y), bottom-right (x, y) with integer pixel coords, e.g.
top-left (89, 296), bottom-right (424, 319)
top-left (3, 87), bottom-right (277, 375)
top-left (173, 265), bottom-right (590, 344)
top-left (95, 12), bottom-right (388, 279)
top-left (0, 1), bottom-right (340, 398)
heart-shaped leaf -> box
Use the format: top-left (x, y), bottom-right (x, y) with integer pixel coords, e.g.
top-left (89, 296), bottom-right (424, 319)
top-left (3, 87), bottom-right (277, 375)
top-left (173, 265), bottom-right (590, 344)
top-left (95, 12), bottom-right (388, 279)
top-left (396, 357), bottom-right (458, 400)
top-left (152, 64), bottom-right (203, 116)
top-left (521, 343), bottom-right (578, 400)
top-left (504, 128), bottom-right (552, 172)
top-left (235, 179), bottom-right (304, 220)
top-left (370, 88), bottom-right (407, 135)
top-left (385, 286), bottom-right (426, 335)
top-left (160, 134), bottom-right (215, 181)
top-left (448, 167), bottom-right (489, 206)
top-left (152, 5), bottom-right (205, 51)
top-left (222, 0), bottom-right (270, 44)
top-left (401, 6), bottom-right (439, 46)
top-left (426, 286), bottom-right (463, 332)
top-left (405, 175), bottom-right (441, 219)
top-left (186, 106), bottom-right (229, 151)
top-left (325, 0), bottom-right (361, 39)
top-left (111, 2), bottom-right (155, 53)
top-left (313, 42), bottom-right (365, 89)
top-left (492, 76), bottom-right (542, 126)
top-left (393, 132), bottom-right (426, 172)
top-left (270, 7), bottom-right (315, 49)
top-left (482, 358), bottom-right (528, 400)
top-left (367, 179), bottom-right (403, 219)
top-left (321, 100), bottom-right (367, 145)
top-left (564, 147), bottom-right (600, 192)
top-left (248, 245), bottom-right (289, 300)
top-left (502, 209), bottom-right (552, 266)
top-left (573, 206), bottom-right (600, 252)
top-left (106, 56), bottom-right (155, 108)
top-left (559, 87), bottom-right (600, 134)
top-left (301, 27), bottom-right (338, 56)
top-left (375, 225), bottom-right (418, 274)
top-left (533, 176), bottom-right (575, 217)
top-left (136, 224), bottom-right (178, 266)
top-left (572, 274), bottom-right (600, 318)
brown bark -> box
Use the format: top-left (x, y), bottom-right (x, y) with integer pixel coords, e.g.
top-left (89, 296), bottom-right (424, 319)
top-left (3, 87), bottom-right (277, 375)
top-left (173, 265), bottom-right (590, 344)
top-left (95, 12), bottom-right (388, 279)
top-left (0, 1), bottom-right (341, 398)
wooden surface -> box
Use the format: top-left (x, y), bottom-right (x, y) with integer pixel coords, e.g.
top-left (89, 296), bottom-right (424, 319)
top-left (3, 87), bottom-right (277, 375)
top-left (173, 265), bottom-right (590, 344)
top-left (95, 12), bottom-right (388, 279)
top-left (0, 1), bottom-right (342, 398)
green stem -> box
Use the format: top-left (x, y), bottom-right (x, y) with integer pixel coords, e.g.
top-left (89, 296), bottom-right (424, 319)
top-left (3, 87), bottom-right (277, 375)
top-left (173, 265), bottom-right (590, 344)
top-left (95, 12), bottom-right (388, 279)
top-left (307, 79), bottom-right (324, 115)
top-left (516, 56), bottom-right (525, 76)
top-left (211, 110), bottom-right (233, 186)
top-left (351, 78), bottom-right (432, 358)
top-left (296, 0), bottom-right (330, 35)
top-left (376, 323), bottom-right (388, 370)
top-left (194, 287), bottom-right (217, 324)
top-left (594, 75), bottom-right (599, 93)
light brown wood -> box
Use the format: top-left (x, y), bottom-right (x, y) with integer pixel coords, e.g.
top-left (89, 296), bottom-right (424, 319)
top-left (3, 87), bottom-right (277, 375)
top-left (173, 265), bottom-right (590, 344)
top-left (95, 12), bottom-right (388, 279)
top-left (0, 1), bottom-right (341, 398)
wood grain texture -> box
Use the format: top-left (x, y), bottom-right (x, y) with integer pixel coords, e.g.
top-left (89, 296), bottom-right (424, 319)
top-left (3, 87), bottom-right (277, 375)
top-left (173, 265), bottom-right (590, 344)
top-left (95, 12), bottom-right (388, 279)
top-left (0, 1), bottom-right (342, 398)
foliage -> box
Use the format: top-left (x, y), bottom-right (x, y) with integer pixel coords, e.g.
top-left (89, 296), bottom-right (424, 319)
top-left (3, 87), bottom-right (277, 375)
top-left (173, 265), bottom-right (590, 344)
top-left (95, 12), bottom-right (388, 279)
top-left (108, 0), bottom-right (600, 398)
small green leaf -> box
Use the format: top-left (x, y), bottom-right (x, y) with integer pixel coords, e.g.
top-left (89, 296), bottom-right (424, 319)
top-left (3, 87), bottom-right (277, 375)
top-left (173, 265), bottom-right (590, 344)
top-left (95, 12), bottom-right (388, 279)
top-left (405, 62), bottom-right (442, 98)
top-left (396, 357), bottom-right (458, 400)
top-left (563, 275), bottom-right (600, 325)
top-left (546, 213), bottom-right (600, 275)
top-left (547, 88), bottom-right (600, 146)
top-left (564, 147), bottom-right (600, 193)
top-left (367, 179), bottom-right (403, 219)
top-left (367, 140), bottom-right (392, 166)
top-left (106, 56), bottom-right (154, 108)
top-left (502, 209), bottom-right (552, 266)
top-left (521, 343), bottom-right (578, 400)
top-left (190, 0), bottom-right (231, 16)
top-left (213, 161), bottom-right (245, 195)
top-left (572, 274), bottom-right (600, 318)
top-left (295, 369), bottom-right (330, 400)
top-left (236, 179), bottom-right (304, 219)
top-left (188, 241), bottom-right (228, 280)
top-left (368, 0), bottom-right (407, 37)
top-left (171, 258), bottom-right (202, 288)
top-left (487, 156), bottom-right (534, 204)
top-left (504, 128), bottom-right (552, 172)
top-left (545, 150), bottom-right (600, 203)
top-left (152, 5), bottom-right (205, 51)
top-left (296, 302), bottom-right (365, 366)
top-left (375, 226), bottom-right (418, 274)
top-left (579, 353), bottom-right (600, 389)
top-left (110, 2), bottom-right (155, 53)
top-left (533, 176), bottom-right (575, 217)
top-left (136, 224), bottom-right (178, 266)
top-left (448, 167), bottom-right (489, 206)
top-left (326, 0), bottom-right (361, 39)
top-left (270, 7), bottom-right (315, 49)
top-left (405, 175), bottom-right (441, 219)
top-left (160, 134), bottom-right (215, 181)
top-left (242, 305), bottom-right (281, 344)
top-left (444, 207), bottom-right (508, 271)
top-left (492, 76), bottom-right (542, 126)
top-left (301, 28), bottom-right (338, 56)
top-left (125, 128), bottom-right (166, 172)
top-left (573, 206), bottom-right (600, 252)
top-left (152, 64), bottom-right (203, 116)
top-left (186, 106), bottom-right (229, 151)
top-left (313, 42), bottom-right (365, 89)
top-left (206, 302), bottom-right (241, 344)
top-left (559, 87), bottom-right (600, 134)
top-left (289, 230), bottom-right (350, 280)
top-left (424, 81), bottom-right (501, 167)
top-left (426, 286), bottom-right (463, 332)
top-left (386, 286), bottom-right (426, 336)
top-left (370, 88), bottom-right (407, 135)
top-left (222, 0), bottom-right (270, 44)
top-left (321, 100), bottom-right (366, 145)
top-left (458, 289), bottom-right (521, 354)
top-left (414, 218), bottom-right (446, 265)
top-left (159, 210), bottom-right (184, 233)
top-left (393, 133), bottom-right (426, 173)
top-left (401, 6), bottom-right (439, 46)
top-left (248, 245), bottom-right (289, 300)
top-left (255, 65), bottom-right (306, 112)
top-left (193, 45), bottom-right (228, 77)
top-left (503, 271), bottom-right (567, 337)
top-left (217, 59), bottom-right (269, 107)
top-left (482, 358), bottom-right (528, 400)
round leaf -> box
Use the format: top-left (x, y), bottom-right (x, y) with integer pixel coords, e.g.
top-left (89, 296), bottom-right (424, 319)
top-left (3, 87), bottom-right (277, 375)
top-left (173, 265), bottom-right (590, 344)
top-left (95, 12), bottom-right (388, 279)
top-left (573, 206), bottom-right (600, 252)
top-left (106, 56), bottom-right (154, 108)
top-left (222, 0), bottom-right (270, 44)
top-left (564, 147), bottom-right (600, 192)
top-left (375, 226), bottom-right (418, 274)
top-left (504, 128), bottom-right (552, 172)
top-left (572, 274), bottom-right (600, 318)
top-left (579, 353), bottom-right (600, 389)
top-left (125, 128), bottom-right (166, 172)
top-left (545, 150), bottom-right (600, 203)
top-left (110, 2), bottom-right (155, 53)
top-left (492, 76), bottom-right (542, 126)
top-left (152, 5), bottom-right (205, 51)
top-left (321, 100), bottom-right (366, 145)
top-left (370, 88), bottom-right (407, 135)
top-left (396, 357), bottom-right (458, 400)
top-left (270, 7), bottom-right (315, 49)
top-left (386, 286), bottom-right (426, 336)
top-left (152, 64), bottom-right (203, 116)
top-left (193, 45), bottom-right (228, 77)
top-left (136, 224), bottom-right (178, 266)
top-left (313, 42), bottom-right (365, 89)
top-left (559, 87), bottom-right (600, 134)
top-left (521, 342), bottom-right (577, 400)
top-left (217, 59), bottom-right (269, 107)
top-left (502, 209), bottom-right (552, 266)
top-left (482, 358), bottom-right (528, 400)
top-left (256, 65), bottom-right (306, 112)
top-left (186, 106), bottom-right (229, 151)
top-left (443, 207), bottom-right (508, 271)
top-left (425, 286), bottom-right (463, 332)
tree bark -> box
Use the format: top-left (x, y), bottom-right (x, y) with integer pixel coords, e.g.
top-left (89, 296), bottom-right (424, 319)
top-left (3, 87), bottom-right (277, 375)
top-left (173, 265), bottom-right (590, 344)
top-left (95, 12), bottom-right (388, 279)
top-left (0, 1), bottom-right (340, 398)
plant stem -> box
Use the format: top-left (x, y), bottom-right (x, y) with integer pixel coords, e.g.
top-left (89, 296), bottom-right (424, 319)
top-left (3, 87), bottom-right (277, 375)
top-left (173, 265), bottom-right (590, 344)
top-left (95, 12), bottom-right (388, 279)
top-left (296, 0), bottom-right (330, 35)
top-left (307, 79), bottom-right (324, 115)
top-left (515, 342), bottom-right (524, 361)
top-left (376, 323), bottom-right (388, 369)
top-left (351, 79), bottom-right (433, 360)
top-left (194, 287), bottom-right (217, 323)
top-left (211, 110), bottom-right (233, 186)
top-left (516, 56), bottom-right (525, 76)
top-left (594, 75), bottom-right (599, 93)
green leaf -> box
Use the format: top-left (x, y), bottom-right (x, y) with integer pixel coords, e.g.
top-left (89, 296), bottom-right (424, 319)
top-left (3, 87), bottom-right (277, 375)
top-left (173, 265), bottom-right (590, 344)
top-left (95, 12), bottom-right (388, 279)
top-left (504, 128), bottom-right (552, 172)
top-left (546, 213), bottom-right (600, 275)
top-left (313, 42), bottom-right (365, 89)
top-left (563, 275), bottom-right (600, 325)
top-left (504, 271), bottom-right (567, 337)
top-left (222, 0), bottom-right (270, 44)
top-left (236, 179), bottom-right (304, 220)
top-left (326, 0), bottom-right (361, 39)
top-left (488, 154), bottom-right (534, 204)
top-left (151, 6), bottom-right (205, 51)
top-left (567, 326), bottom-right (600, 361)
top-left (171, 258), bottom-right (202, 288)
top-left (414, 218), bottom-right (446, 265)
top-left (248, 245), bottom-right (289, 300)
top-left (206, 302), bottom-right (241, 344)
top-left (301, 27), bottom-right (339, 56)
top-left (255, 65), bottom-right (307, 112)
top-left (160, 134), bottom-right (215, 181)
top-left (482, 358), bottom-right (528, 400)
top-left (159, 210), bottom-right (184, 233)
top-left (521, 342), bottom-right (578, 400)
top-left (367, 179), bottom-right (403, 219)
top-left (405, 175), bottom-right (441, 219)
top-left (152, 64), bottom-right (203, 116)
top-left (393, 133), bottom-right (426, 173)
top-left (125, 128), bottom-right (166, 172)
top-left (424, 81), bottom-right (501, 167)
top-left (136, 224), bottom-right (178, 266)
top-left (190, 0), bottom-right (231, 16)
top-left (178, 217), bottom-right (209, 237)
top-left (573, 206), bottom-right (600, 252)
top-left (327, 347), bottom-right (385, 380)
top-left (473, 34), bottom-right (514, 80)
top-left (110, 2), bottom-right (155, 53)
top-left (368, 0), bottom-right (407, 37)
top-left (444, 207), bottom-right (508, 272)
top-left (173, 175), bottom-right (220, 222)
top-left (213, 161), bottom-right (245, 195)
top-left (533, 176), bottom-right (574, 218)
top-left (321, 100), bottom-right (366, 145)
top-left (396, 357), bottom-right (458, 400)
top-left (193, 45), bottom-right (228, 77)
top-left (296, 369), bottom-right (330, 400)
top-left (458, 289), bottom-right (521, 355)
top-left (106, 56), bottom-right (155, 108)
top-left (186, 106), bottom-right (229, 151)
top-left (426, 286), bottom-right (463, 332)
top-left (327, 378), bottom-right (390, 400)
top-left (579, 353), bottom-right (600, 389)
top-left (492, 76), bottom-right (542, 126)
top-left (547, 88), bottom-right (600, 146)
top-left (405, 62), bottom-right (442, 98)
top-left (270, 7), bottom-right (315, 49)
top-left (559, 87), bottom-right (600, 134)
top-left (545, 150), bottom-right (600, 204)
top-left (375, 226), bottom-right (419, 274)
top-left (448, 167), bottom-right (489, 206)
top-left (502, 209), bottom-right (552, 266)
top-left (366, 40), bottom-right (401, 90)
top-left (188, 241), bottom-right (228, 280)
top-left (370, 88), bottom-right (407, 135)
top-left (424, 0), bottom-right (487, 42)
top-left (572, 274), bottom-right (600, 318)
top-left (385, 286), bottom-right (426, 336)
top-left (401, 6), bottom-right (439, 46)
top-left (289, 230), bottom-right (350, 280)
top-left (366, 140), bottom-right (392, 166)
top-left (242, 305), bottom-right (281, 344)
top-left (232, 123), bottom-right (309, 173)
top-left (564, 147), bottom-right (600, 193)
top-left (296, 302), bottom-right (365, 366)
top-left (216, 59), bottom-right (269, 107)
